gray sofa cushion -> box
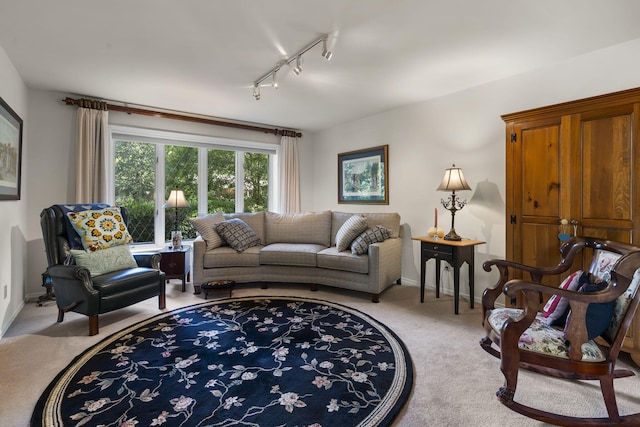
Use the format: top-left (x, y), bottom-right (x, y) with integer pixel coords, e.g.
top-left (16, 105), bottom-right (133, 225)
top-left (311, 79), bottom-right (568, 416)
top-left (188, 212), bottom-right (225, 250)
top-left (203, 245), bottom-right (262, 268)
top-left (265, 211), bottom-right (332, 246)
top-left (216, 218), bottom-right (261, 252)
top-left (351, 225), bottom-right (391, 255)
top-left (260, 243), bottom-right (325, 267)
top-left (224, 212), bottom-right (266, 243)
top-left (317, 247), bottom-right (369, 274)
top-left (331, 211), bottom-right (401, 245)
top-left (335, 214), bottom-right (367, 252)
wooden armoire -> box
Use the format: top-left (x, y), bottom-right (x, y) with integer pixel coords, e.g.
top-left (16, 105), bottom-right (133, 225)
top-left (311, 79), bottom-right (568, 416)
top-left (503, 87), bottom-right (640, 362)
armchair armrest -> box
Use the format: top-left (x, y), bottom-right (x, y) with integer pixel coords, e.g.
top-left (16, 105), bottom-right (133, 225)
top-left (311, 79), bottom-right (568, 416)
top-left (47, 264), bottom-right (99, 315)
top-left (482, 236), bottom-right (590, 315)
top-left (133, 252), bottom-right (161, 269)
top-left (500, 250), bottom-right (640, 361)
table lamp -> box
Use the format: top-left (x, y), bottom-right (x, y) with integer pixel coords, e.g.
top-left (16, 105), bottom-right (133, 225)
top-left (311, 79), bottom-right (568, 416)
top-left (436, 164), bottom-right (472, 241)
top-left (163, 189), bottom-right (190, 249)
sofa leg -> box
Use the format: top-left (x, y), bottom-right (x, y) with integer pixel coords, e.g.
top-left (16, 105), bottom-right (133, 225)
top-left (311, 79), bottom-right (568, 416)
top-left (371, 293), bottom-right (380, 303)
top-left (159, 293), bottom-right (166, 309)
top-left (57, 308), bottom-right (64, 323)
top-left (261, 282), bottom-right (268, 289)
top-left (396, 278), bottom-right (402, 285)
top-left (89, 315), bottom-right (99, 336)
top-left (310, 284), bottom-right (318, 292)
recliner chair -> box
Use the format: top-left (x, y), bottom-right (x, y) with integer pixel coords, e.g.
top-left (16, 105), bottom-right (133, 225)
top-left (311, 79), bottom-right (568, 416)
top-left (40, 204), bottom-right (166, 335)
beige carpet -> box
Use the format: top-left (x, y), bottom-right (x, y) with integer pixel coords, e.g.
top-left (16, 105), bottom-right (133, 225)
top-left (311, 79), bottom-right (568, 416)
top-left (2, 282), bottom-right (640, 426)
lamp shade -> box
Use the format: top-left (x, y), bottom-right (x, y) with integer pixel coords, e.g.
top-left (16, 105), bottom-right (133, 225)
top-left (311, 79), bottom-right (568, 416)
top-left (163, 189), bottom-right (190, 209)
top-left (436, 165), bottom-right (472, 192)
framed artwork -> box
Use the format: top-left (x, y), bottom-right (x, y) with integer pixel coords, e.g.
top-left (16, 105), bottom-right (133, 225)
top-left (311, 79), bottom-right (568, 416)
top-left (338, 145), bottom-right (388, 204)
top-left (0, 97), bottom-right (23, 200)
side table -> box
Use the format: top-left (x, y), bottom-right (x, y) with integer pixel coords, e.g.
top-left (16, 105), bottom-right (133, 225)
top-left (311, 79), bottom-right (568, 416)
top-left (412, 236), bottom-right (485, 314)
top-left (158, 246), bottom-right (192, 292)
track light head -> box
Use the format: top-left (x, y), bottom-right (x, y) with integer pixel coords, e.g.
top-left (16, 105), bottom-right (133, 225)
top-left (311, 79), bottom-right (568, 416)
top-left (272, 69), bottom-right (278, 89)
top-left (293, 56), bottom-right (303, 75)
top-left (321, 37), bottom-right (333, 60)
top-left (253, 85), bottom-right (260, 101)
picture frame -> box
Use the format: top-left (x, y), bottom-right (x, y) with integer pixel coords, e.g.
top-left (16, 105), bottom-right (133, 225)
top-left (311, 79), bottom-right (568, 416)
top-left (0, 97), bottom-right (23, 200)
top-left (338, 145), bottom-right (388, 204)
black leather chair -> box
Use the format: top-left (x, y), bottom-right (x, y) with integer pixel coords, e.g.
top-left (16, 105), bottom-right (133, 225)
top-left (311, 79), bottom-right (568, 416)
top-left (40, 204), bottom-right (166, 335)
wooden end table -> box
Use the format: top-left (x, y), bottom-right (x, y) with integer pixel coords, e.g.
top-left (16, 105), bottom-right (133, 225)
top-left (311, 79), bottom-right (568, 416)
top-left (412, 236), bottom-right (485, 314)
top-left (159, 246), bottom-right (192, 292)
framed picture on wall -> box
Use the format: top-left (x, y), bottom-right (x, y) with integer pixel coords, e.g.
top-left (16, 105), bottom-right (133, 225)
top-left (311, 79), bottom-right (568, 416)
top-left (338, 145), bottom-right (388, 204)
top-left (0, 97), bottom-right (23, 200)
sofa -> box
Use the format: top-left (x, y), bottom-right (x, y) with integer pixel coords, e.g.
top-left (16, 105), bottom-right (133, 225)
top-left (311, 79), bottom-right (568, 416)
top-left (191, 211), bottom-right (402, 302)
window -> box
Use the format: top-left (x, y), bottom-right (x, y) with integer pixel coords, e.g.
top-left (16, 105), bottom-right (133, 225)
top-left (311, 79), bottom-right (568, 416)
top-left (110, 126), bottom-right (276, 247)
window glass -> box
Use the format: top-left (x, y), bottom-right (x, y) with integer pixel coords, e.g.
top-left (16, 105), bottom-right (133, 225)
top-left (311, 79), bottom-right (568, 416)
top-left (114, 141), bottom-right (156, 244)
top-left (112, 131), bottom-right (273, 246)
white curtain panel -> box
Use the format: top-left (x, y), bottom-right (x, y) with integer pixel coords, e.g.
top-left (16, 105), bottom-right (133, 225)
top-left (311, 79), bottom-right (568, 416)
top-left (278, 135), bottom-right (300, 213)
top-left (75, 107), bottom-right (108, 203)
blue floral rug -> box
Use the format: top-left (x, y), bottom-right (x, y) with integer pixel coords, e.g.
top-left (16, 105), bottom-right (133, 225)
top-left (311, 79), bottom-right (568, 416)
top-left (32, 296), bottom-right (413, 426)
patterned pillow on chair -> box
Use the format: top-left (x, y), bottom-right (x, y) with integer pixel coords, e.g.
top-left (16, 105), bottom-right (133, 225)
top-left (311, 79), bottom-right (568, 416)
top-left (67, 206), bottom-right (133, 252)
top-left (542, 270), bottom-right (583, 326)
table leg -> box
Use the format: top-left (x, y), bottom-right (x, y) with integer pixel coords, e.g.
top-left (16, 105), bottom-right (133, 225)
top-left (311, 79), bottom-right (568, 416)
top-left (420, 250), bottom-right (426, 303)
top-left (453, 260), bottom-right (460, 315)
top-left (469, 260), bottom-right (474, 309)
top-left (435, 258), bottom-right (441, 298)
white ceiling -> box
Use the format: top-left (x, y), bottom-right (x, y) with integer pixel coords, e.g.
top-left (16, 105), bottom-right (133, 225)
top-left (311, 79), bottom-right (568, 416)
top-left (2, 0), bottom-right (640, 131)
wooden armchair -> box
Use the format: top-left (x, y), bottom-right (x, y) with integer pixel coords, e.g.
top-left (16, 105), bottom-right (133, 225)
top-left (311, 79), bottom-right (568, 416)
top-left (480, 236), bottom-right (640, 426)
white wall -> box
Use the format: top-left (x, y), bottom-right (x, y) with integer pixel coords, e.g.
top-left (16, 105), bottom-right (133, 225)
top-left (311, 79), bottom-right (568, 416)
top-left (0, 45), bottom-right (28, 336)
top-left (309, 38), bottom-right (640, 302)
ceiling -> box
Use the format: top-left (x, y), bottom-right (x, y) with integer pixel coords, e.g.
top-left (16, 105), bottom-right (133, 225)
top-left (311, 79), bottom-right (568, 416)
top-left (2, 0), bottom-right (640, 132)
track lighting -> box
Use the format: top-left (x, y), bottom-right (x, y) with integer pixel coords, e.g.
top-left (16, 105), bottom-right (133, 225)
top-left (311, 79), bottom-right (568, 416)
top-left (321, 37), bottom-right (333, 61)
top-left (293, 56), bottom-right (303, 75)
top-left (252, 33), bottom-right (334, 99)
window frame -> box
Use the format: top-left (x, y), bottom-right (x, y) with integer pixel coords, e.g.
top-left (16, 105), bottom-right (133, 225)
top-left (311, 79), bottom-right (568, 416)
top-left (108, 125), bottom-right (279, 249)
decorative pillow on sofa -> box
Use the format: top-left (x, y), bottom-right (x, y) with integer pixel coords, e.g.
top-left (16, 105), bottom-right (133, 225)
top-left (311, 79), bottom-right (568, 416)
top-left (215, 218), bottom-right (261, 252)
top-left (67, 207), bottom-right (133, 252)
top-left (335, 214), bottom-right (368, 252)
top-left (188, 212), bottom-right (225, 250)
top-left (542, 270), bottom-right (583, 326)
top-left (351, 225), bottom-right (391, 255)
top-left (564, 275), bottom-right (616, 341)
top-left (70, 244), bottom-right (138, 276)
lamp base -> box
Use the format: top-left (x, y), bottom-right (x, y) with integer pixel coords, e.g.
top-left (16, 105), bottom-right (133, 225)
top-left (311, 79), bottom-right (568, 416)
top-left (171, 231), bottom-right (182, 249)
top-left (444, 228), bottom-right (462, 241)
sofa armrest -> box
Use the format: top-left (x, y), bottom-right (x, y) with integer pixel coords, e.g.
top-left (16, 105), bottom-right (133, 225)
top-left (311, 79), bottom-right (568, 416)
top-left (367, 238), bottom-right (402, 292)
top-left (192, 236), bottom-right (206, 286)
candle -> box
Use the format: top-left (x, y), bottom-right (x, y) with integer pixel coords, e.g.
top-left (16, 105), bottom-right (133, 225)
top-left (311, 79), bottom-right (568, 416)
top-left (434, 208), bottom-right (438, 228)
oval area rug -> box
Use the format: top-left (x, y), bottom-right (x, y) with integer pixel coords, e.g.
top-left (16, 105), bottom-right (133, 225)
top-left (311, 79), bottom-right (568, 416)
top-left (32, 296), bottom-right (413, 426)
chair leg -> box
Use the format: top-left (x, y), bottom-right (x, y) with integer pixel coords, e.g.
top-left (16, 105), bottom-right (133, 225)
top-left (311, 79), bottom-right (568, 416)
top-left (498, 346), bottom-right (520, 405)
top-left (600, 375), bottom-right (621, 423)
top-left (57, 308), bottom-right (64, 323)
top-left (89, 315), bottom-right (99, 336)
top-left (159, 293), bottom-right (166, 309)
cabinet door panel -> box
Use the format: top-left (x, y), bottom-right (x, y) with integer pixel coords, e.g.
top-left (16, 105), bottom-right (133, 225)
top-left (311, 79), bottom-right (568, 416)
top-left (581, 114), bottom-right (632, 221)
top-left (520, 125), bottom-right (560, 218)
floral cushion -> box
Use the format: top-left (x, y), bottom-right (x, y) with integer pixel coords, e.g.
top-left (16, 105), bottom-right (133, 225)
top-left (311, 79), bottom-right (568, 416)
top-left (487, 308), bottom-right (605, 362)
top-left (542, 270), bottom-right (583, 326)
top-left (67, 206), bottom-right (133, 252)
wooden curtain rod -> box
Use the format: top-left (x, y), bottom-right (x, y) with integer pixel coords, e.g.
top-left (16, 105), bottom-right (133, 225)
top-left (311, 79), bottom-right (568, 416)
top-left (63, 97), bottom-right (302, 138)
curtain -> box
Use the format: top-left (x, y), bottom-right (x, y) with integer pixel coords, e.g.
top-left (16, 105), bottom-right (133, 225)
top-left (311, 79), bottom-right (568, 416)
top-left (75, 100), bottom-right (109, 203)
top-left (278, 134), bottom-right (300, 213)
